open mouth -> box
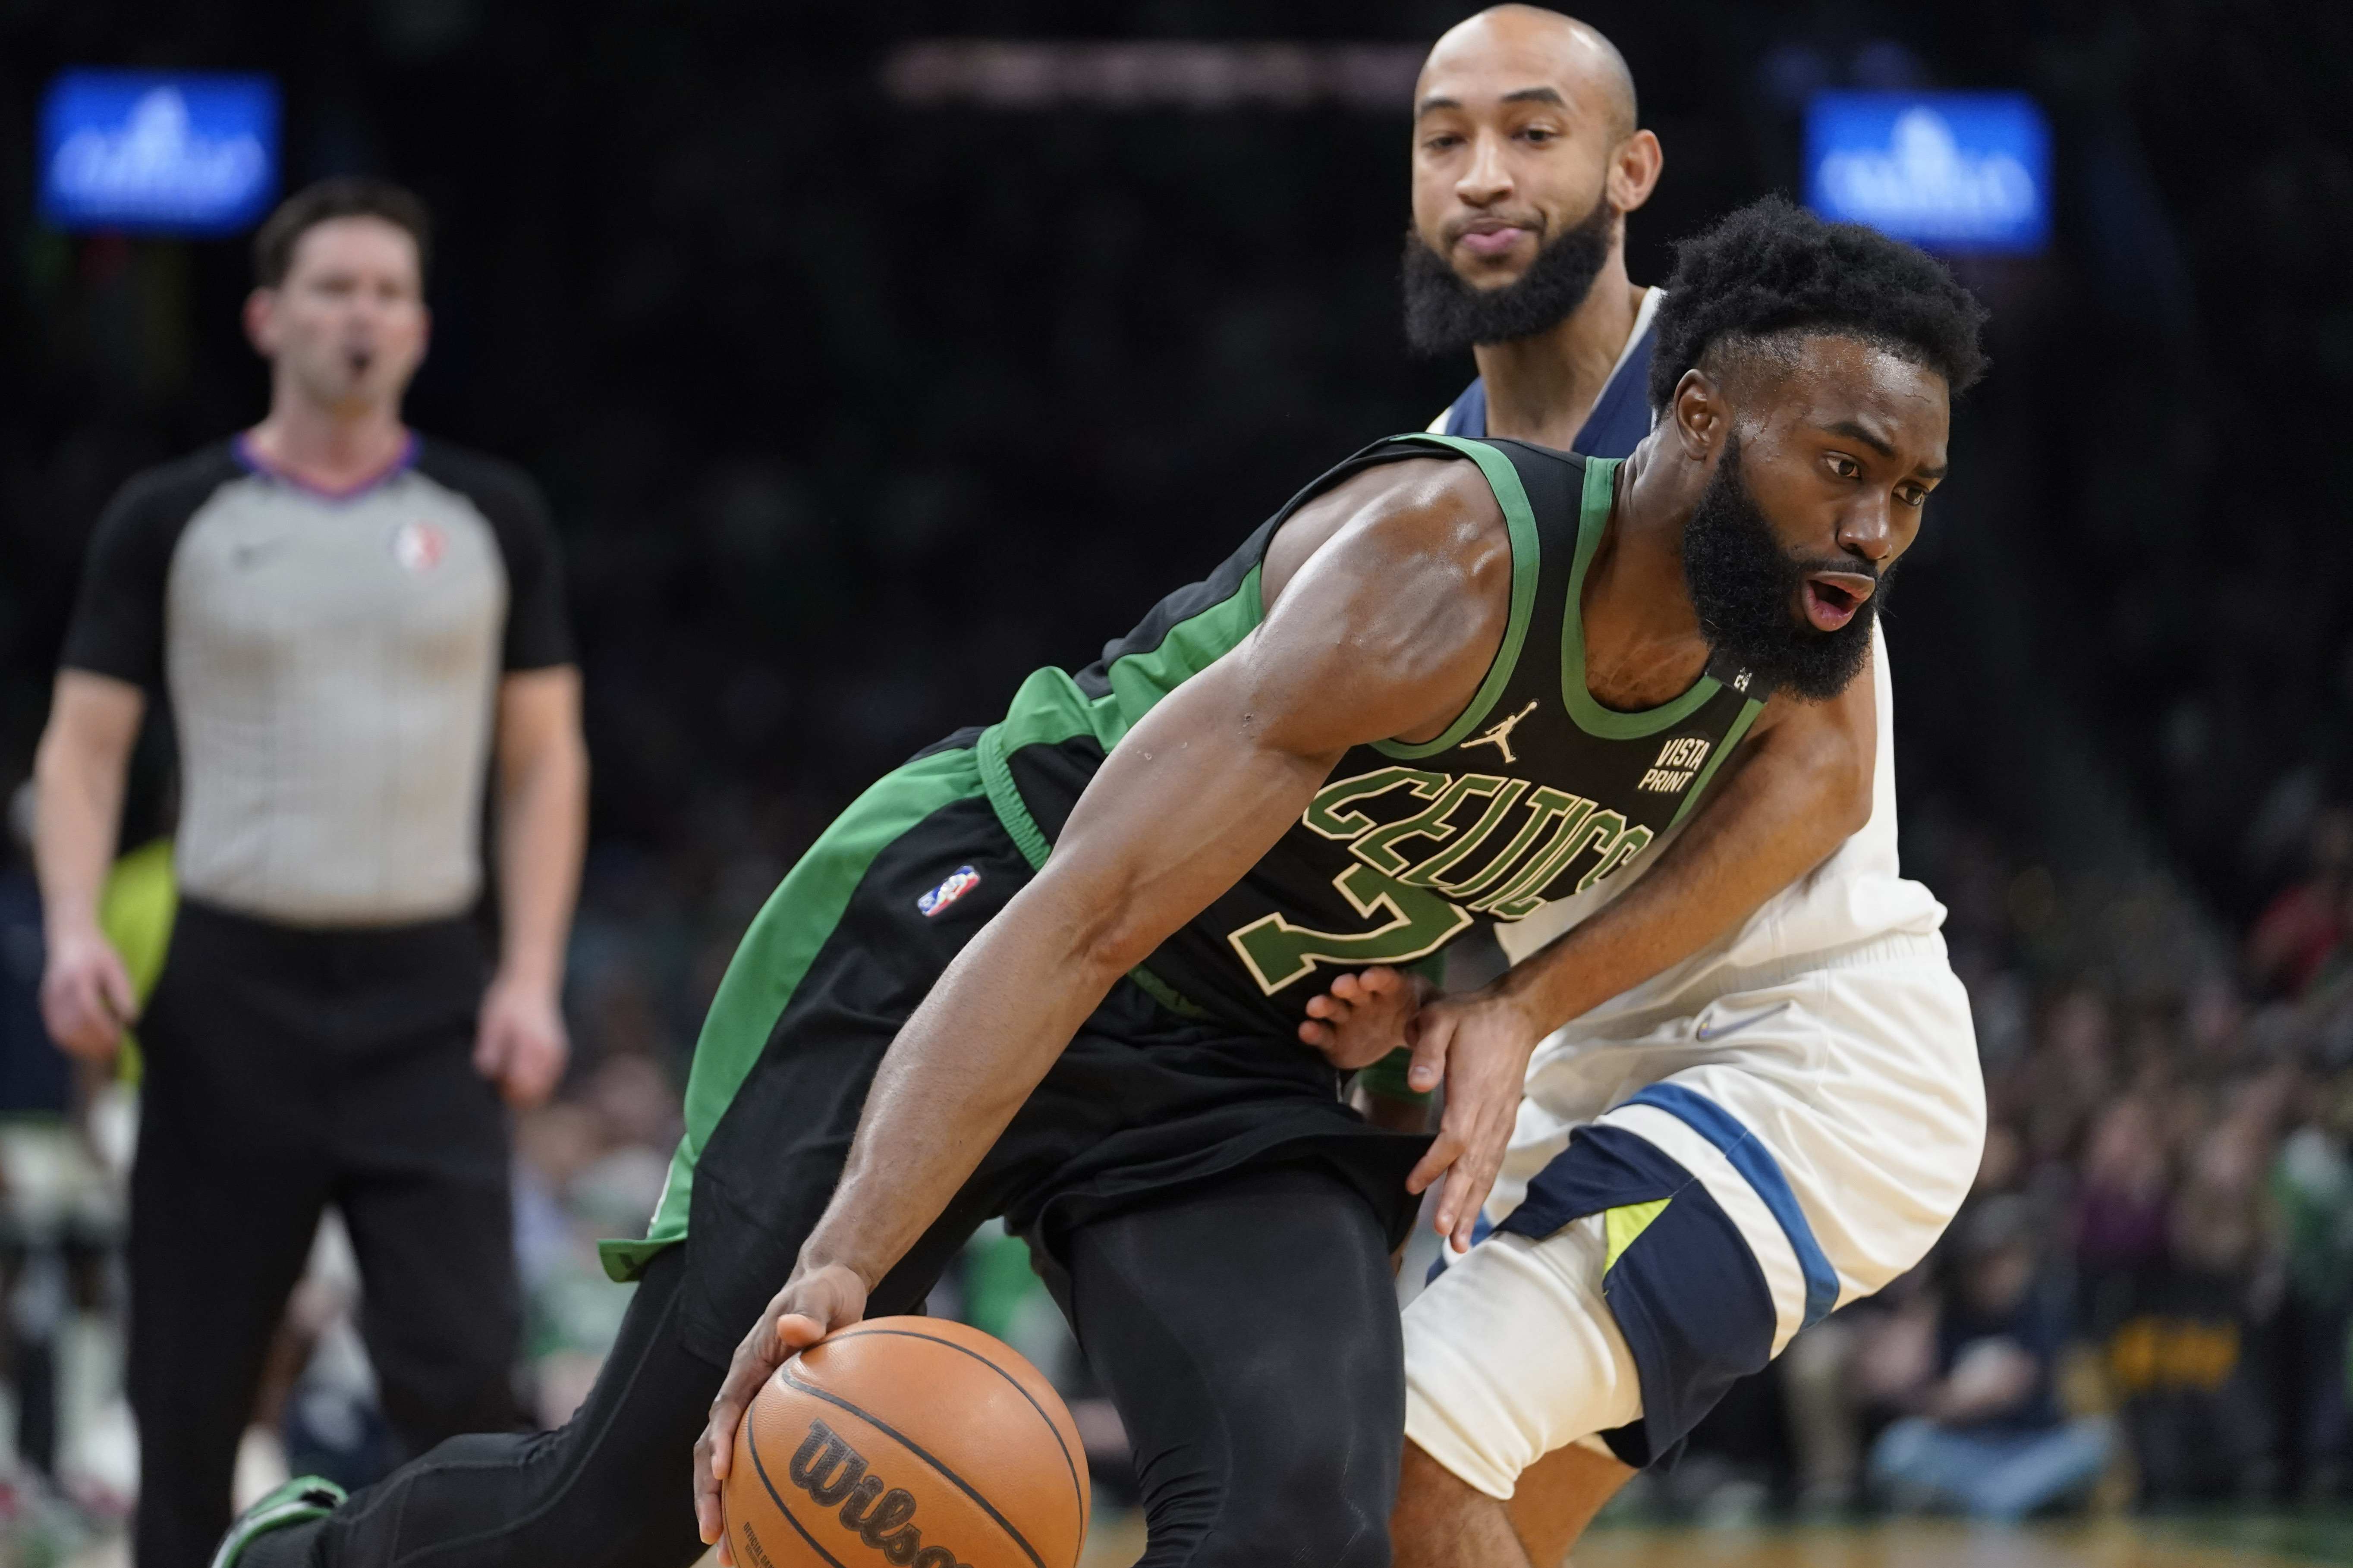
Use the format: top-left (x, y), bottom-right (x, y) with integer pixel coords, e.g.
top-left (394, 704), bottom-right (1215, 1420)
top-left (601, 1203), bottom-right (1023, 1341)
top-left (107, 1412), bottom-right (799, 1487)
top-left (1800, 572), bottom-right (1875, 633)
top-left (344, 347), bottom-right (375, 378)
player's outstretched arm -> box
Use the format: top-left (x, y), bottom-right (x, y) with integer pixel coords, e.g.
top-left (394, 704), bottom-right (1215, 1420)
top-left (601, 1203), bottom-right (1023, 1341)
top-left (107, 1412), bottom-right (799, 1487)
top-left (1397, 654), bottom-right (1876, 1247)
top-left (695, 459), bottom-right (1510, 1554)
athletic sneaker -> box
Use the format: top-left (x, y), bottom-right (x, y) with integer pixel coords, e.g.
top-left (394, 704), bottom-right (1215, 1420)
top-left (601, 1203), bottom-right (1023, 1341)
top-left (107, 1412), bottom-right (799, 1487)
top-left (209, 1475), bottom-right (347, 1568)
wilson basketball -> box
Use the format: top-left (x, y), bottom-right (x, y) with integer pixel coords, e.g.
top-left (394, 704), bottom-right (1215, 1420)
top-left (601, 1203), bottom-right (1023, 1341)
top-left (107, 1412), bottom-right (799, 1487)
top-left (724, 1317), bottom-right (1090, 1568)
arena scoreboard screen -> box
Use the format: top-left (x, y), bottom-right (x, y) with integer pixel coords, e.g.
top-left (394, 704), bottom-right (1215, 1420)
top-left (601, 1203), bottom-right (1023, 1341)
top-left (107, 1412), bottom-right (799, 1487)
top-left (38, 69), bottom-right (280, 236)
top-left (1805, 90), bottom-right (2051, 255)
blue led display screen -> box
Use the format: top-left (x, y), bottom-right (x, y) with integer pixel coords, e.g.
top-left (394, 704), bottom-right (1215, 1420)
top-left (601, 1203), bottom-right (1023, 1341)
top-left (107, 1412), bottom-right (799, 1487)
top-left (1805, 91), bottom-right (2051, 254)
top-left (39, 70), bottom-right (281, 236)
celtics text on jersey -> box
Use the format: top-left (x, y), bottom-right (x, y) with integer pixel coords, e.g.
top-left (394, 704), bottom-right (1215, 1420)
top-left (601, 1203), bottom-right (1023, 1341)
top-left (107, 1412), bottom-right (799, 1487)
top-left (982, 436), bottom-right (1770, 1036)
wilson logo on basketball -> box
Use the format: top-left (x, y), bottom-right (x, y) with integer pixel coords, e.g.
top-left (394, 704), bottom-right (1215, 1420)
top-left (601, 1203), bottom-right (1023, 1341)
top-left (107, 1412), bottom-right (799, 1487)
top-left (787, 1419), bottom-right (974, 1568)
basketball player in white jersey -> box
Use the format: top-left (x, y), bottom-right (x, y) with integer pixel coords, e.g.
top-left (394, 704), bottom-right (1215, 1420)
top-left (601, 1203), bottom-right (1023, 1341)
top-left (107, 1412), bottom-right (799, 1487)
top-left (1288, 13), bottom-right (1991, 1563)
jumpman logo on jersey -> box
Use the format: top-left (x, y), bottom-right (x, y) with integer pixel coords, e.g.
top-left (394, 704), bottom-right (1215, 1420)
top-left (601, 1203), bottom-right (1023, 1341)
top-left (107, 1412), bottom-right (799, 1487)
top-left (1460, 701), bottom-right (1539, 766)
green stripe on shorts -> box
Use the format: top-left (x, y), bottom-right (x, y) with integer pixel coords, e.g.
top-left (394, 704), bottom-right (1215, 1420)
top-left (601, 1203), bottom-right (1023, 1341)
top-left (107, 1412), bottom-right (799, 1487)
top-left (599, 743), bottom-right (987, 1281)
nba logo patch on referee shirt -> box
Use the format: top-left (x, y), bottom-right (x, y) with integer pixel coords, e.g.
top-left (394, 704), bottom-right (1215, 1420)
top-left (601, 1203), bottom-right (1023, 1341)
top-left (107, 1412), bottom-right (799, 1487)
top-left (390, 518), bottom-right (446, 572)
top-left (918, 866), bottom-right (981, 917)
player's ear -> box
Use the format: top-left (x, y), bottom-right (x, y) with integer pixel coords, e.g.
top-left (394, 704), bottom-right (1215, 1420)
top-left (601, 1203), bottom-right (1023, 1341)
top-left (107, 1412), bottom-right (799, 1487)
top-left (1667, 367), bottom-right (1724, 461)
top-left (1607, 129), bottom-right (1662, 212)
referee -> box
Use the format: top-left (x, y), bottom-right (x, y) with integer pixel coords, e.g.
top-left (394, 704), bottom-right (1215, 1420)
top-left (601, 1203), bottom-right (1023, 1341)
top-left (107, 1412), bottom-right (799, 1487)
top-left (31, 178), bottom-right (587, 1568)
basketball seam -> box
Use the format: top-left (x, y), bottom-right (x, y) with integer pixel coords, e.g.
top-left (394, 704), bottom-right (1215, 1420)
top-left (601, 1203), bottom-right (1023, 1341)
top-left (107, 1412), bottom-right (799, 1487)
top-left (781, 1364), bottom-right (1049, 1568)
top-left (747, 1412), bottom-right (855, 1568)
top-left (827, 1327), bottom-right (1085, 1532)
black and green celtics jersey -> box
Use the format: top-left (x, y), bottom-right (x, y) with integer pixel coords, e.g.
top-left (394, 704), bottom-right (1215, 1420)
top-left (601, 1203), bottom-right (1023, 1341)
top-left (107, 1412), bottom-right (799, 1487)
top-left (981, 434), bottom-right (1771, 1036)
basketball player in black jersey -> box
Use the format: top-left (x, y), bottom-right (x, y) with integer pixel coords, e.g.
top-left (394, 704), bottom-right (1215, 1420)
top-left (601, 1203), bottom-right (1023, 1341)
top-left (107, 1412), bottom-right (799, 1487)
top-left (218, 199), bottom-right (1983, 1568)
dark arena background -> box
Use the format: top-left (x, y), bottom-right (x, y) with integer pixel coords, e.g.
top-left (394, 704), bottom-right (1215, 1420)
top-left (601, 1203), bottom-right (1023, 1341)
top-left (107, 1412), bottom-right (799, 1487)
top-left (4, 3), bottom-right (2353, 1565)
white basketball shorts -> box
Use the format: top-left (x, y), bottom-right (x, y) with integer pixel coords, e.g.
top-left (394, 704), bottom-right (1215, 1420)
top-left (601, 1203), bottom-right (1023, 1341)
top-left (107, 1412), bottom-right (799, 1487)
top-left (1403, 932), bottom-right (1983, 1498)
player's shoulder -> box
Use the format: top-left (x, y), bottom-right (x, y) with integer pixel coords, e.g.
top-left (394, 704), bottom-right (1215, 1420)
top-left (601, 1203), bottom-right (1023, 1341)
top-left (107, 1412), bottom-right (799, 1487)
top-left (1328, 439), bottom-right (1511, 533)
top-left (410, 434), bottom-right (547, 518)
top-left (1396, 435), bottom-right (1598, 552)
top-left (1263, 440), bottom-right (1511, 615)
top-left (1472, 435), bottom-right (1598, 474)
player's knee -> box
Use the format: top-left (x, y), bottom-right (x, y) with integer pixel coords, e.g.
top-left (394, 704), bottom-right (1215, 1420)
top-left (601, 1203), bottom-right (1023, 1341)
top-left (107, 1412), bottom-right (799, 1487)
top-left (1181, 1457), bottom-right (1393, 1568)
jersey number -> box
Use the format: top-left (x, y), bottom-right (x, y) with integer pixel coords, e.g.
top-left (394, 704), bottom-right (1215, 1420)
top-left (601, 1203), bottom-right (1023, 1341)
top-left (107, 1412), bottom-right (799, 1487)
top-left (1225, 862), bottom-right (1472, 995)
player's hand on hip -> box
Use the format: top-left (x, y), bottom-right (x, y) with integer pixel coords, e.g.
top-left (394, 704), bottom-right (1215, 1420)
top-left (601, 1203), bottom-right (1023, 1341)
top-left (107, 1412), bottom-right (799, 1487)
top-left (1402, 990), bottom-right (1545, 1252)
top-left (1298, 965), bottom-right (1436, 1069)
top-left (472, 974), bottom-right (570, 1108)
top-left (697, 1262), bottom-right (870, 1561)
top-left (38, 924), bottom-right (136, 1062)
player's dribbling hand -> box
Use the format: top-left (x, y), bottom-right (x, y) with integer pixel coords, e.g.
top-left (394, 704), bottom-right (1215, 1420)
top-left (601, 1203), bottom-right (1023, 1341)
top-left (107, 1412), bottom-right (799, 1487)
top-left (696, 1261), bottom-right (870, 1565)
top-left (1297, 965), bottom-right (1435, 1069)
top-left (1400, 988), bottom-right (1545, 1252)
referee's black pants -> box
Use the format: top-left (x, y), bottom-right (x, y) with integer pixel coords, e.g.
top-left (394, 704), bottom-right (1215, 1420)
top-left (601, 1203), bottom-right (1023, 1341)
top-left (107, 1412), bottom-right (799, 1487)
top-left (131, 901), bottom-right (522, 1568)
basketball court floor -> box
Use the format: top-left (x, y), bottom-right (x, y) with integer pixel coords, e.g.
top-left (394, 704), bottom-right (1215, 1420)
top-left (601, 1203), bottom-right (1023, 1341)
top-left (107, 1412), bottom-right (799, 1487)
top-left (55, 1505), bottom-right (2352, 1565)
top-left (1066, 1510), bottom-right (2353, 1567)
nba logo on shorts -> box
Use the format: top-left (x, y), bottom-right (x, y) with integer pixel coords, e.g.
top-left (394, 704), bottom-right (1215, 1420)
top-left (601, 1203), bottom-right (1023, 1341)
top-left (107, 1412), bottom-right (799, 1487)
top-left (390, 519), bottom-right (446, 572)
top-left (917, 866), bottom-right (981, 917)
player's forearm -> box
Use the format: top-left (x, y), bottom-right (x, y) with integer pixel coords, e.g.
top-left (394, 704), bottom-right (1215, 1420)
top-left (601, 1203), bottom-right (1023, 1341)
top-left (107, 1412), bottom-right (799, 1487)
top-left (492, 726), bottom-right (587, 993)
top-left (799, 705), bottom-right (1339, 1287)
top-left (796, 875), bottom-right (1143, 1289)
top-left (1494, 723), bottom-right (1866, 1032)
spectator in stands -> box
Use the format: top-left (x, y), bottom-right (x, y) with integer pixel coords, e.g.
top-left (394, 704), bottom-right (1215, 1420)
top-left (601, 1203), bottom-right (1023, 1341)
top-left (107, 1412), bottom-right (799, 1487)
top-left (2073, 1094), bottom-right (2173, 1336)
top-left (2115, 1075), bottom-right (2283, 1497)
top-left (1, 782), bottom-right (69, 1116)
top-left (2273, 1071), bottom-right (2353, 1495)
top-left (1869, 1197), bottom-right (2113, 1520)
top-left (2249, 806), bottom-right (2353, 999)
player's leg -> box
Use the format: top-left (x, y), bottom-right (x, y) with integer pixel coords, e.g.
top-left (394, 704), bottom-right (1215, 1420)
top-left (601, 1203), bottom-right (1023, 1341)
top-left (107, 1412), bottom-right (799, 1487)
top-left (226, 745), bottom-right (1033, 1566)
top-left (1504, 1441), bottom-right (1637, 1565)
top-left (245, 1243), bottom-right (713, 1568)
top-left (1059, 1164), bottom-right (1404, 1568)
top-left (1392, 1214), bottom-right (1645, 1568)
top-left (248, 1184), bottom-right (1006, 1568)
top-left (331, 928), bottom-right (522, 1454)
top-left (130, 910), bottom-right (336, 1568)
top-left (1393, 1442), bottom-right (1529, 1568)
top-left (1390, 1439), bottom-right (1630, 1568)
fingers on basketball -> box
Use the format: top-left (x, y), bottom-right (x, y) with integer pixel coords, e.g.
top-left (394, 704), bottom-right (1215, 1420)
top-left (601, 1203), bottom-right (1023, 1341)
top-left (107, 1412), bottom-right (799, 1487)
top-left (723, 1316), bottom-right (1090, 1568)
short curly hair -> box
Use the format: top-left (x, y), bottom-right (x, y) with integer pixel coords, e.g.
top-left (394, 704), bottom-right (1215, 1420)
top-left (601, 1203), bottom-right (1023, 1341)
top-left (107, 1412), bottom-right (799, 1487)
top-left (1646, 195), bottom-right (1989, 411)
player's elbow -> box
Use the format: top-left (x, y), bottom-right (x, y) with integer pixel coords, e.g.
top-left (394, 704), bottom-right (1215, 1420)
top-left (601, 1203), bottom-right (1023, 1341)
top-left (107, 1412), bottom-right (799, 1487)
top-left (1068, 900), bottom-right (1160, 988)
top-left (1774, 720), bottom-right (1872, 852)
top-left (1042, 867), bottom-right (1166, 988)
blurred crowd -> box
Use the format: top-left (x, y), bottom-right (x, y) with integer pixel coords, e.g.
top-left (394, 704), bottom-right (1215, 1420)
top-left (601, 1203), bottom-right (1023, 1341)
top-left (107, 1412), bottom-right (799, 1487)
top-left (1633, 795), bottom-right (2353, 1524)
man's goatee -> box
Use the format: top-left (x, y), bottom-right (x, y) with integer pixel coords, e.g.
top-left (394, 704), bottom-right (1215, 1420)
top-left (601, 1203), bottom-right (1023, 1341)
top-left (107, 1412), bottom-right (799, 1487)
top-left (1402, 195), bottom-right (1616, 357)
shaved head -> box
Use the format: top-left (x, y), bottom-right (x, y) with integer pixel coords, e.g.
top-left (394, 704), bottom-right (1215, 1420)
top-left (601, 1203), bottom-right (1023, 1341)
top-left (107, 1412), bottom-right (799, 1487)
top-left (1407, 2), bottom-right (1660, 347)
top-left (1419, 6), bottom-right (1637, 142)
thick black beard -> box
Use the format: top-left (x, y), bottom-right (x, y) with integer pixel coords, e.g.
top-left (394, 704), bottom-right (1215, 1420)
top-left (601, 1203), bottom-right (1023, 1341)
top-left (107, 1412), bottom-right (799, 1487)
top-left (1401, 194), bottom-right (1615, 356)
top-left (1681, 436), bottom-right (1889, 702)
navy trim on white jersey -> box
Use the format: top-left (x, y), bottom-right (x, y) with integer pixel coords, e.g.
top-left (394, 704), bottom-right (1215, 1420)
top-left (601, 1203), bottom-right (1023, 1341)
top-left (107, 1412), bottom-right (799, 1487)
top-left (1437, 305), bottom-right (1661, 459)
